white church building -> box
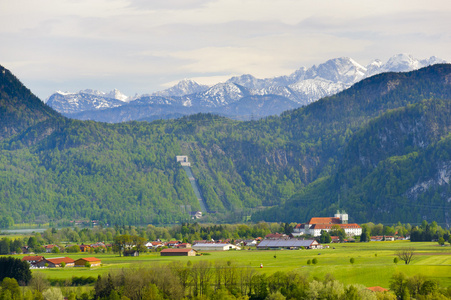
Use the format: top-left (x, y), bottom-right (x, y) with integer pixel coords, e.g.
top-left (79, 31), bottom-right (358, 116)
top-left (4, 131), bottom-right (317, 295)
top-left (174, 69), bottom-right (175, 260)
top-left (293, 211), bottom-right (362, 237)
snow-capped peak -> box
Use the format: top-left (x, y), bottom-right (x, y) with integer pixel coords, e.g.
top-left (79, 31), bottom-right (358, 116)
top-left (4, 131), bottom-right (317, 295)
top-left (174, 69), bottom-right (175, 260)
top-left (382, 53), bottom-right (419, 72)
top-left (79, 88), bottom-right (129, 101)
top-left (152, 79), bottom-right (209, 97)
top-left (304, 57), bottom-right (367, 84)
top-left (105, 89), bottom-right (129, 102)
top-left (55, 90), bottom-right (75, 96)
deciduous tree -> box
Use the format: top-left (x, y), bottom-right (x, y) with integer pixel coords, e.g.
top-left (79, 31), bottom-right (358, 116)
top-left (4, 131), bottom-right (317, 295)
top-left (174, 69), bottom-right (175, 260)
top-left (395, 248), bottom-right (415, 265)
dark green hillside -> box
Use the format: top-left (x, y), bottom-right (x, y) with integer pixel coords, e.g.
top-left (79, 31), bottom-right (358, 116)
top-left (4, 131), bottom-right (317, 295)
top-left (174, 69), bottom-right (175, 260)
top-left (0, 65), bottom-right (60, 142)
top-left (263, 98), bottom-right (451, 223)
top-left (0, 64), bottom-right (450, 226)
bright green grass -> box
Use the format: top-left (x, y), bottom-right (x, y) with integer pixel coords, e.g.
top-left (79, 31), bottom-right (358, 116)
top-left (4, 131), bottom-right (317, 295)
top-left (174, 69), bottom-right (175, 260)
top-left (13, 240), bottom-right (450, 288)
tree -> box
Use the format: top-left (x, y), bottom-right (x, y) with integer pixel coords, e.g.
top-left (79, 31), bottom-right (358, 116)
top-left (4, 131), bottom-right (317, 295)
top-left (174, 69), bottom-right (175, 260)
top-left (113, 234), bottom-right (131, 257)
top-left (0, 238), bottom-right (10, 255)
top-left (360, 225), bottom-right (371, 242)
top-left (42, 287), bottom-right (64, 300)
top-left (1, 277), bottom-right (22, 300)
top-left (350, 258), bottom-right (355, 264)
top-left (319, 230), bottom-right (332, 243)
top-left (27, 236), bottom-right (38, 250)
top-left (29, 272), bottom-right (49, 293)
top-left (395, 248), bottom-right (415, 265)
top-left (390, 272), bottom-right (408, 299)
top-left (0, 257), bottom-right (32, 285)
top-left (0, 216), bottom-right (14, 229)
top-left (438, 237), bottom-right (445, 246)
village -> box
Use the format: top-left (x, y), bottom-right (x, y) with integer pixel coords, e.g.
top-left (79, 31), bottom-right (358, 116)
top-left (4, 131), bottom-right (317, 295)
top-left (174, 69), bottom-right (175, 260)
top-left (14, 211), bottom-right (410, 268)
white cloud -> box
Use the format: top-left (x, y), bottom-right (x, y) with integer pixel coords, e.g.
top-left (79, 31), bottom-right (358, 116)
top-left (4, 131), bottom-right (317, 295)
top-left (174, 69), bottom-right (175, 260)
top-left (0, 0), bottom-right (450, 99)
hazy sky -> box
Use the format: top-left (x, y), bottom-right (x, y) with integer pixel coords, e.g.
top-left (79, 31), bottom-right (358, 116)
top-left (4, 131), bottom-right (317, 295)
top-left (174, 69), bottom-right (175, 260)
top-left (1, 0), bottom-right (450, 100)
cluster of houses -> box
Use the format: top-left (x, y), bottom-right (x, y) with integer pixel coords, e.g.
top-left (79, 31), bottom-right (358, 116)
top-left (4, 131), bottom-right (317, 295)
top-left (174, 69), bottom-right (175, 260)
top-left (39, 242), bottom-right (108, 254)
top-left (145, 240), bottom-right (242, 256)
top-left (22, 255), bottom-right (101, 268)
top-left (150, 234), bottom-right (325, 255)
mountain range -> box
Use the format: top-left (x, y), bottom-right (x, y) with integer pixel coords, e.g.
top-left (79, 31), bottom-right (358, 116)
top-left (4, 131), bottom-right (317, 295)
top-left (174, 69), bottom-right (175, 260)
top-left (46, 54), bottom-right (447, 122)
top-left (1, 62), bottom-right (451, 227)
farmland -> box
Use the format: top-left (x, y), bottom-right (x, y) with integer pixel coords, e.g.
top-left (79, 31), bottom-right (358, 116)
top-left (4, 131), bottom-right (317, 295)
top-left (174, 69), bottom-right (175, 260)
top-left (23, 240), bottom-right (451, 289)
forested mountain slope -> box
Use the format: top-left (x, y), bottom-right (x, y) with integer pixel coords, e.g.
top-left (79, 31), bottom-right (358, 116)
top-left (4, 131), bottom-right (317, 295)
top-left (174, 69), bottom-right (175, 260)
top-left (257, 98), bottom-right (451, 224)
top-left (0, 65), bottom-right (61, 142)
top-left (0, 64), bottom-right (450, 225)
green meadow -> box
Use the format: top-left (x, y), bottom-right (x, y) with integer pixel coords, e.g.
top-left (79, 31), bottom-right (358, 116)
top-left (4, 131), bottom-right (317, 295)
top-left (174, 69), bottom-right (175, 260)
top-left (16, 240), bottom-right (451, 289)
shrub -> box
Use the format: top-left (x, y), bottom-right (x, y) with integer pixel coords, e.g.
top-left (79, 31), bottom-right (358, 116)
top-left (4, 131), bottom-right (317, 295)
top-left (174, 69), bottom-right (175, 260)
top-left (307, 259), bottom-right (311, 265)
top-left (312, 258), bottom-right (318, 265)
top-left (350, 258), bottom-right (355, 264)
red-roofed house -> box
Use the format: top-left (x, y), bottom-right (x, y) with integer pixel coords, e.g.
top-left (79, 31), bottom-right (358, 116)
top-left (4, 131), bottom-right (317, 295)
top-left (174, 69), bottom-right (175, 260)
top-left (44, 245), bottom-right (58, 253)
top-left (22, 255), bottom-right (44, 265)
top-left (293, 211), bottom-right (362, 237)
top-left (160, 248), bottom-right (197, 256)
top-left (175, 243), bottom-right (192, 249)
top-left (165, 241), bottom-right (180, 247)
top-left (74, 257), bottom-right (101, 267)
top-left (37, 257), bottom-right (74, 268)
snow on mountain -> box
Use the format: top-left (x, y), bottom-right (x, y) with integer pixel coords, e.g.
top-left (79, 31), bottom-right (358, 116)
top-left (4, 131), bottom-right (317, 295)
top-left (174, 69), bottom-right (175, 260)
top-left (183, 82), bottom-right (249, 107)
top-left (303, 57), bottom-right (367, 85)
top-left (152, 79), bottom-right (209, 97)
top-left (105, 89), bottom-right (129, 102)
top-left (47, 54), bottom-right (448, 119)
top-left (288, 78), bottom-right (349, 105)
top-left (46, 90), bottom-right (127, 114)
top-left (250, 85), bottom-right (300, 103)
top-left (77, 89), bottom-right (130, 101)
top-left (365, 54), bottom-right (448, 76)
top-left (226, 74), bottom-right (270, 90)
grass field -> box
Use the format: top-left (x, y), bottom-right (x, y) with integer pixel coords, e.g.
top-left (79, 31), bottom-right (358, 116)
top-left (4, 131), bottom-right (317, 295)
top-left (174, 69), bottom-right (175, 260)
top-left (16, 240), bottom-right (451, 289)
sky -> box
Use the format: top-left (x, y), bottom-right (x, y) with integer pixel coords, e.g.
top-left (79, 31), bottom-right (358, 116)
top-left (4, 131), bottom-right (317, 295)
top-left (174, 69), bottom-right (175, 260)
top-left (1, 0), bottom-right (450, 100)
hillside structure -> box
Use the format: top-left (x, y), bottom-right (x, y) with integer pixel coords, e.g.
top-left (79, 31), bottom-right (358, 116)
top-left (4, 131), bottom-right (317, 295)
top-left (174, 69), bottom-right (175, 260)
top-left (176, 156), bottom-right (191, 166)
top-left (293, 211), bottom-right (362, 237)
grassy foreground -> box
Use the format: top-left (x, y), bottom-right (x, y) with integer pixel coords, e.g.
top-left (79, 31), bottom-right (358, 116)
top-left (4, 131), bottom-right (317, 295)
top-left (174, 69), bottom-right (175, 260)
top-left (24, 240), bottom-right (451, 289)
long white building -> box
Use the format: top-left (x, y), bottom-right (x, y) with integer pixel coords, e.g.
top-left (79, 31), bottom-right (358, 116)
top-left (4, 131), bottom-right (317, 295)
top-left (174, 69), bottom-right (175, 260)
top-left (192, 243), bottom-right (241, 251)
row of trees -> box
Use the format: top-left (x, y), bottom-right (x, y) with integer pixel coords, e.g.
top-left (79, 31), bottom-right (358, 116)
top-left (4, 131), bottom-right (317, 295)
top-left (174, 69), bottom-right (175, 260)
top-left (93, 263), bottom-right (389, 300)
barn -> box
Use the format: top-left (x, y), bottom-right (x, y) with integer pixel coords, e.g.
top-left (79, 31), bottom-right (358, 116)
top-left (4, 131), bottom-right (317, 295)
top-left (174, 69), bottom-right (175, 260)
top-left (160, 249), bottom-right (197, 256)
top-left (74, 257), bottom-right (102, 267)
